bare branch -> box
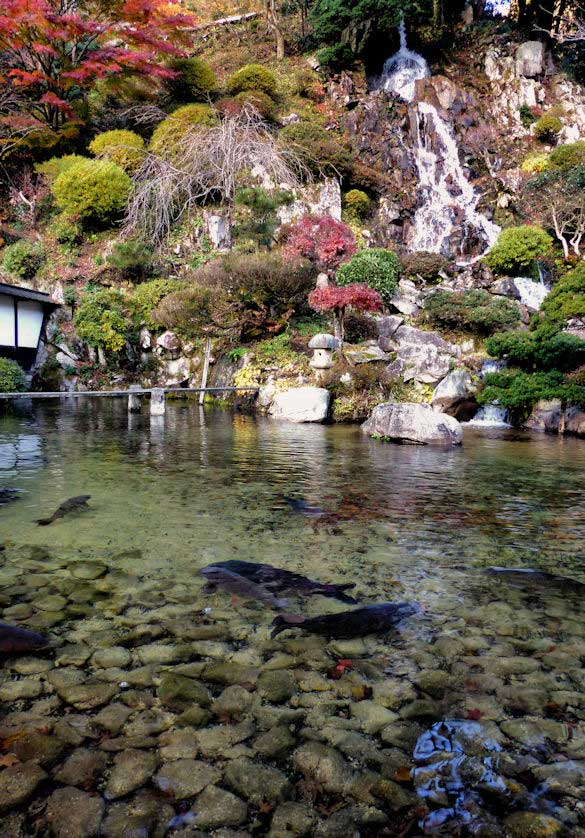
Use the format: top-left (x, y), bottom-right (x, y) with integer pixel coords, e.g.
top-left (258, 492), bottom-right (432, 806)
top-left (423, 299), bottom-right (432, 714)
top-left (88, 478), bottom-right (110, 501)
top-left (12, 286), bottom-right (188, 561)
top-left (124, 106), bottom-right (310, 247)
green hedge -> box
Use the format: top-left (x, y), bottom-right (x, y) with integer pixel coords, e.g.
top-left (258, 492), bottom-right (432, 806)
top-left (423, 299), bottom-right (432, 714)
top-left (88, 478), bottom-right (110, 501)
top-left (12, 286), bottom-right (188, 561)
top-left (336, 248), bottom-right (399, 306)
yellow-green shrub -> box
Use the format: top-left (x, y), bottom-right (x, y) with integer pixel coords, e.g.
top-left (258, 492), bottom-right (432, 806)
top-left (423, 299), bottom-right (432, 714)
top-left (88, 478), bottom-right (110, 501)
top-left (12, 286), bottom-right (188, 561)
top-left (167, 57), bottom-right (217, 102)
top-left (534, 114), bottom-right (562, 143)
top-left (149, 104), bottom-right (217, 158)
top-left (227, 64), bottom-right (278, 99)
top-left (521, 152), bottom-right (549, 173)
top-left (52, 159), bottom-right (131, 225)
top-left (89, 130), bottom-right (145, 173)
top-left (35, 154), bottom-right (88, 184)
top-left (343, 189), bottom-right (371, 219)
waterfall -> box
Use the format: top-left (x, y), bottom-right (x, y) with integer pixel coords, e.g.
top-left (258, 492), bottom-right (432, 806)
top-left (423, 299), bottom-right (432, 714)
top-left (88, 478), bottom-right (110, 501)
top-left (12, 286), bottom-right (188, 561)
top-left (466, 359), bottom-right (510, 427)
top-left (512, 275), bottom-right (549, 311)
top-left (381, 23), bottom-right (500, 257)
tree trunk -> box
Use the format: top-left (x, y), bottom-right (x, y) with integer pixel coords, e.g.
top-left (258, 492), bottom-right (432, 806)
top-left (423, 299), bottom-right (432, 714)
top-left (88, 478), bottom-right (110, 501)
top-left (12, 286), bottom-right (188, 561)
top-left (333, 308), bottom-right (345, 344)
top-left (264, 0), bottom-right (285, 60)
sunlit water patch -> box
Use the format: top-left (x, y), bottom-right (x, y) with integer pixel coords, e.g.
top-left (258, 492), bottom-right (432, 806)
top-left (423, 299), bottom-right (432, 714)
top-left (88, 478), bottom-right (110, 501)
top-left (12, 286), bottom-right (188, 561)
top-left (1, 401), bottom-right (585, 835)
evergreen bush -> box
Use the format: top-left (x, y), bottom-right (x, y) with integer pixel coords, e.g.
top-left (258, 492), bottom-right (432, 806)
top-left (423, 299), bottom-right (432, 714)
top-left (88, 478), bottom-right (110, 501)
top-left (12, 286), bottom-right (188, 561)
top-left (336, 248), bottom-right (399, 306)
top-left (343, 189), bottom-right (371, 220)
top-left (0, 358), bottom-right (27, 392)
top-left (149, 104), bottom-right (217, 158)
top-left (279, 121), bottom-right (353, 179)
top-left (73, 289), bottom-right (135, 351)
top-left (486, 330), bottom-right (585, 373)
top-left (548, 140), bottom-right (585, 171)
top-left (35, 154), bottom-right (88, 184)
top-left (227, 64), bottom-right (278, 99)
top-left (540, 263), bottom-right (585, 327)
top-left (47, 214), bottom-right (83, 245)
top-left (133, 278), bottom-right (186, 327)
top-left (234, 90), bottom-right (277, 120)
top-left (106, 240), bottom-right (153, 280)
top-left (151, 284), bottom-right (217, 338)
top-left (424, 289), bottom-right (520, 335)
top-left (485, 226), bottom-right (553, 276)
top-left (533, 114), bottom-right (562, 143)
top-left (52, 159), bottom-right (131, 225)
top-left (167, 56), bottom-right (217, 102)
top-left (1, 240), bottom-right (44, 278)
top-left (401, 251), bottom-right (448, 282)
top-left (89, 129), bottom-right (145, 173)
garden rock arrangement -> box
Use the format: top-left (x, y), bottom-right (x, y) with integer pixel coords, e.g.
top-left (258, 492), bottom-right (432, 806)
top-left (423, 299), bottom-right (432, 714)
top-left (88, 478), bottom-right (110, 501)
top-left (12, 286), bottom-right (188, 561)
top-left (362, 402), bottom-right (464, 446)
top-left (1, 542), bottom-right (585, 835)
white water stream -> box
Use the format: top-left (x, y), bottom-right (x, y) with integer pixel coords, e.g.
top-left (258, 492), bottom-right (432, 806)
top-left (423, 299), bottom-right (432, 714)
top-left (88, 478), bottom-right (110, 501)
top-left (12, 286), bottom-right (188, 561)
top-left (381, 22), bottom-right (500, 256)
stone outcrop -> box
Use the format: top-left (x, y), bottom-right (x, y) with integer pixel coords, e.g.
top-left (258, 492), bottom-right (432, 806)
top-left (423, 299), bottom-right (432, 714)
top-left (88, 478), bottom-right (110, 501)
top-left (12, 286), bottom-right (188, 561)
top-left (276, 179), bottom-right (342, 224)
top-left (269, 387), bottom-right (330, 423)
top-left (432, 370), bottom-right (478, 419)
top-left (381, 325), bottom-right (458, 386)
top-left (524, 400), bottom-right (585, 437)
top-left (515, 41), bottom-right (545, 78)
top-left (362, 402), bottom-right (463, 445)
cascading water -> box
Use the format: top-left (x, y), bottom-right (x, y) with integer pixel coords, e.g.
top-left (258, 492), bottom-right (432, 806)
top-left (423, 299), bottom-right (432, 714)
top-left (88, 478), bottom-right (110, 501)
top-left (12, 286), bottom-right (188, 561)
top-left (465, 359), bottom-right (510, 427)
top-left (381, 22), bottom-right (500, 257)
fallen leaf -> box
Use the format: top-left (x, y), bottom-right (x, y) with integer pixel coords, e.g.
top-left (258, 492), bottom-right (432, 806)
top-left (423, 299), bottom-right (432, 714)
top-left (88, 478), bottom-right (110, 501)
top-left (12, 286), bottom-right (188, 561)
top-left (466, 708), bottom-right (483, 721)
top-left (394, 766), bottom-right (412, 783)
top-left (0, 754), bottom-right (19, 767)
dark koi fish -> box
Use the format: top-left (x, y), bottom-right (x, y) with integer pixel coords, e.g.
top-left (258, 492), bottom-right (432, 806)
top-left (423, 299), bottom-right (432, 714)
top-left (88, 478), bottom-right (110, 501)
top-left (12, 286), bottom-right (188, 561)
top-left (271, 602), bottom-right (419, 639)
top-left (37, 495), bottom-right (91, 526)
top-left (0, 622), bottom-right (49, 654)
top-left (200, 565), bottom-right (289, 610)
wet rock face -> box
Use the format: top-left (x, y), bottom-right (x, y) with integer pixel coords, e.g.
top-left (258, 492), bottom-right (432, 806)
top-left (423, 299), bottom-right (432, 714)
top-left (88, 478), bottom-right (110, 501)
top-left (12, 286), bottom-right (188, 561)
top-left (362, 402), bottom-right (463, 445)
top-left (268, 387), bottom-right (331, 424)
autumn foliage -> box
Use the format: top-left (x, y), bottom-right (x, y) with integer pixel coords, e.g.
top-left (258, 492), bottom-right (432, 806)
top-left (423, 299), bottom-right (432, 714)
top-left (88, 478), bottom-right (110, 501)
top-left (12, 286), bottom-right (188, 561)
top-left (283, 214), bottom-right (356, 274)
top-left (308, 283), bottom-right (382, 341)
top-left (0, 0), bottom-right (195, 138)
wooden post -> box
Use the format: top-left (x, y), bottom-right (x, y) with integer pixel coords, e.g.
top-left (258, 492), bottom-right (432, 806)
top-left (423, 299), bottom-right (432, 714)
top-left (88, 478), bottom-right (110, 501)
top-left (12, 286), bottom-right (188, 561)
top-left (128, 385), bottom-right (142, 414)
top-left (150, 388), bottom-right (166, 415)
top-left (199, 338), bottom-right (212, 406)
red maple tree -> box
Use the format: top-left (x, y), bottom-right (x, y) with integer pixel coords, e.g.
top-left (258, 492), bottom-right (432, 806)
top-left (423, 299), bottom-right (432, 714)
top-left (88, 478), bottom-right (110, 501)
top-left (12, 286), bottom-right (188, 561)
top-left (0, 0), bottom-right (194, 138)
top-left (308, 283), bottom-right (382, 342)
top-left (283, 214), bottom-right (356, 275)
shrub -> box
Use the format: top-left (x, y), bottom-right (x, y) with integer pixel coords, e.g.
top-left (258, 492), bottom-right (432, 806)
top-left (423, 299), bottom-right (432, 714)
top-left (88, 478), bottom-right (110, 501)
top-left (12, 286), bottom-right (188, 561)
top-left (106, 240), bottom-right (153, 280)
top-left (52, 159), bottom-right (131, 225)
top-left (521, 152), bottom-right (549, 173)
top-left (282, 214), bottom-right (356, 273)
top-left (336, 248), bottom-right (399, 306)
top-left (0, 358), bottom-right (26, 392)
top-left (47, 214), bottom-right (83, 245)
top-left (401, 251), bottom-right (449, 282)
top-left (63, 285), bottom-right (78, 308)
top-left (318, 43), bottom-right (354, 72)
top-left (540, 263), bottom-right (585, 327)
top-left (424, 289), bottom-right (520, 335)
top-left (344, 312), bottom-right (379, 342)
top-left (533, 114), bottom-right (562, 143)
top-left (194, 251), bottom-right (315, 314)
top-left (548, 140), bottom-right (585, 172)
top-left (166, 56), bottom-right (216, 102)
top-left (73, 289), bottom-right (135, 351)
top-left (234, 187), bottom-right (293, 246)
top-left (485, 225), bottom-right (554, 276)
top-left (35, 154), bottom-right (88, 183)
top-left (149, 104), bottom-right (218, 158)
top-left (479, 369), bottom-right (585, 417)
top-left (485, 330), bottom-right (585, 372)
top-left (151, 284), bottom-right (217, 338)
top-left (343, 189), bottom-right (371, 220)
top-left (89, 130), bottom-right (145, 173)
top-left (227, 64), bottom-right (278, 99)
top-left (1, 240), bottom-right (44, 278)
top-left (279, 121), bottom-right (353, 180)
top-left (234, 90), bottom-right (277, 120)
top-left (133, 278), bottom-right (186, 327)
top-left (519, 103), bottom-right (537, 127)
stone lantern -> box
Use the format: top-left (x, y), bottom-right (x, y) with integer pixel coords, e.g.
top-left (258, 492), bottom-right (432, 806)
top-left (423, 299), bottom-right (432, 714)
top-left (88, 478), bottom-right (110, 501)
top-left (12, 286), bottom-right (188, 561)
top-left (309, 333), bottom-right (340, 379)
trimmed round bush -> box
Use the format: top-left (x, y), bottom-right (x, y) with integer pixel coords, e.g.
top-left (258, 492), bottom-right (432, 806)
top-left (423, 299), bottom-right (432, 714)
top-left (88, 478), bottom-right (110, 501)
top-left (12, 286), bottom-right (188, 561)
top-left (2, 240), bottom-right (44, 278)
top-left (89, 130), bottom-right (145, 173)
top-left (0, 358), bottom-right (26, 393)
top-left (227, 64), bottom-right (278, 99)
top-left (336, 249), bottom-right (399, 306)
top-left (149, 104), bottom-right (218, 158)
top-left (485, 225), bottom-right (554, 276)
top-left (534, 114), bottom-right (562, 143)
top-left (548, 140), bottom-right (585, 171)
top-left (521, 152), bottom-right (549, 173)
top-left (280, 121), bottom-right (353, 179)
top-left (234, 90), bottom-right (277, 120)
top-left (401, 251), bottom-right (449, 283)
top-left (35, 154), bottom-right (88, 184)
top-left (424, 289), bottom-right (520, 335)
top-left (52, 159), bottom-right (131, 225)
top-left (343, 189), bottom-right (371, 220)
top-left (167, 56), bottom-right (217, 102)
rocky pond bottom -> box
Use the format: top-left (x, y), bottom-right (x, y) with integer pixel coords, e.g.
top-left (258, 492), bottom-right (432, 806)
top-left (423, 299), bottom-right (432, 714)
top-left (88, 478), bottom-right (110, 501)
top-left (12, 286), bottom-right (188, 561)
top-left (1, 402), bottom-right (585, 837)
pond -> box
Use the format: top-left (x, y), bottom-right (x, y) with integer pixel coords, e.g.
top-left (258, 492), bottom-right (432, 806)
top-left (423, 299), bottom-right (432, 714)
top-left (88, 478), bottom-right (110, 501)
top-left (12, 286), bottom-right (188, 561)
top-left (1, 400), bottom-right (585, 836)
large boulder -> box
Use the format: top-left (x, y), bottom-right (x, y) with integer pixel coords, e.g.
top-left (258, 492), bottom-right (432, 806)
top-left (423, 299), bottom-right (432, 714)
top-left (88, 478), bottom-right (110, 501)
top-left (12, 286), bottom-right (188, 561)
top-left (382, 325), bottom-right (457, 386)
top-left (269, 387), bottom-right (330, 423)
top-left (523, 399), bottom-right (562, 433)
top-left (565, 406), bottom-right (585, 436)
top-left (515, 41), bottom-right (545, 78)
top-left (432, 370), bottom-right (478, 419)
top-left (362, 402), bottom-right (463, 446)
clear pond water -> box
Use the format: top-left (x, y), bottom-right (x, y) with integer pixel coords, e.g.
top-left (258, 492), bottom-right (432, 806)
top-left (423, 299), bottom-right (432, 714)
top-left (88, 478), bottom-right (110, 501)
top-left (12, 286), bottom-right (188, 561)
top-left (1, 400), bottom-right (585, 836)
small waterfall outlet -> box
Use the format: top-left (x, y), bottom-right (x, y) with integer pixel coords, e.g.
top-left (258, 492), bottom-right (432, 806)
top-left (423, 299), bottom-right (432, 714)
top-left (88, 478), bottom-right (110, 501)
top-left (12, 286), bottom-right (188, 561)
top-left (466, 359), bottom-right (510, 427)
top-left (381, 22), bottom-right (500, 257)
